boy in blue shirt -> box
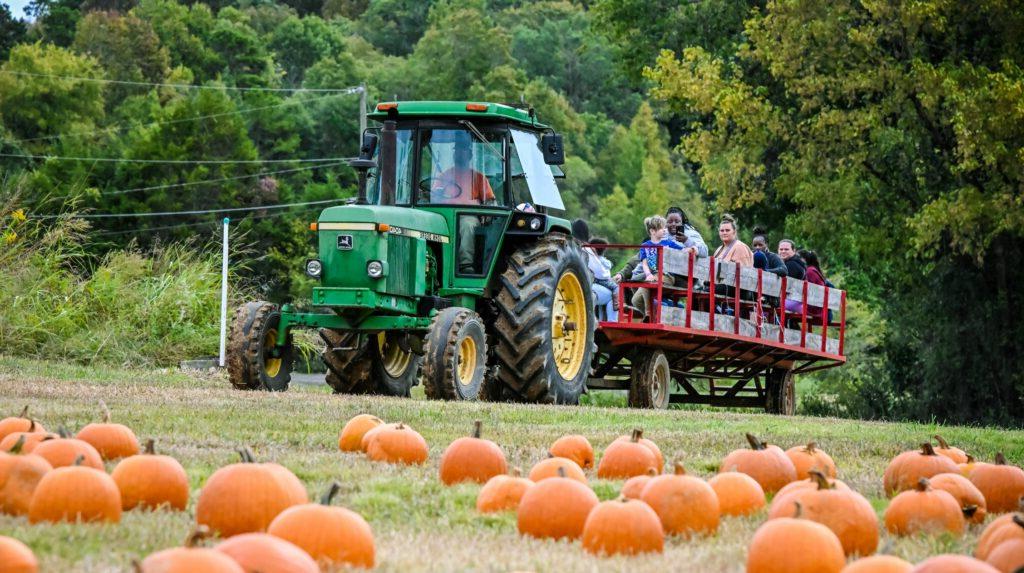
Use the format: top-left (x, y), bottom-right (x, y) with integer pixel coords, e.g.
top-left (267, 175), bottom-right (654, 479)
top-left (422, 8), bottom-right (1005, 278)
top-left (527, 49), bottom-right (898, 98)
top-left (630, 215), bottom-right (687, 318)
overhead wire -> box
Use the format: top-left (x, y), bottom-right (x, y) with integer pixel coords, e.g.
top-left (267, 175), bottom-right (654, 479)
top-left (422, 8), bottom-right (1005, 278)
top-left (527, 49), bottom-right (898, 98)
top-left (91, 204), bottom-right (329, 236)
top-left (32, 198), bottom-right (349, 219)
top-left (0, 70), bottom-right (365, 94)
top-left (0, 153), bottom-right (347, 164)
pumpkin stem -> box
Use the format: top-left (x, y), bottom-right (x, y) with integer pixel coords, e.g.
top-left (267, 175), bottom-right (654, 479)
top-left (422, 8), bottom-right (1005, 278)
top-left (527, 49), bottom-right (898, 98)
top-left (616, 494), bottom-right (629, 503)
top-left (745, 433), bottom-right (766, 450)
top-left (9, 435), bottom-right (27, 455)
top-left (792, 500), bottom-right (803, 519)
top-left (962, 505), bottom-right (978, 519)
top-left (646, 468), bottom-right (657, 476)
top-left (995, 452), bottom-right (1007, 465)
top-left (396, 422), bottom-right (405, 430)
top-left (131, 561), bottom-right (142, 573)
top-left (320, 481), bottom-right (342, 506)
top-left (809, 469), bottom-right (832, 490)
top-left (184, 525), bottom-right (211, 548)
top-left (72, 454), bottom-right (85, 466)
top-left (919, 442), bottom-right (937, 456)
top-left (511, 467), bottom-right (522, 477)
top-left (27, 420), bottom-right (35, 432)
top-left (100, 400), bottom-right (111, 423)
top-left (630, 429), bottom-right (643, 443)
top-left (57, 425), bottom-right (70, 439)
top-left (933, 435), bottom-right (950, 449)
top-left (673, 462), bottom-right (686, 475)
top-left (1012, 515), bottom-right (1024, 530)
top-left (805, 441), bottom-right (817, 453)
top-left (472, 420), bottom-right (482, 439)
top-left (237, 447), bottom-right (256, 464)
top-left (144, 439), bottom-right (155, 455)
top-left (17, 405), bottom-right (28, 419)
top-left (557, 466), bottom-right (567, 478)
top-left (915, 477), bottom-right (930, 492)
top-left (965, 454), bottom-right (975, 464)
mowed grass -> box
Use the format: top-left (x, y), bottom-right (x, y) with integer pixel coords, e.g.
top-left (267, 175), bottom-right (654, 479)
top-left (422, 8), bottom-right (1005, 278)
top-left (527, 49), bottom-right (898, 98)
top-left (1, 356), bottom-right (1022, 572)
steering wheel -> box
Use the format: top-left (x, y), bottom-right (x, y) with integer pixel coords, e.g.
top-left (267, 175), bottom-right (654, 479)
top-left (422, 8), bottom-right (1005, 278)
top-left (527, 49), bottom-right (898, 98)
top-left (418, 175), bottom-right (464, 201)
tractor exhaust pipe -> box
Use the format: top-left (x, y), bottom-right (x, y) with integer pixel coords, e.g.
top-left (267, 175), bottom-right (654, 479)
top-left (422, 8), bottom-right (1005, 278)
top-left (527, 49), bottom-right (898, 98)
top-left (379, 120), bottom-right (397, 206)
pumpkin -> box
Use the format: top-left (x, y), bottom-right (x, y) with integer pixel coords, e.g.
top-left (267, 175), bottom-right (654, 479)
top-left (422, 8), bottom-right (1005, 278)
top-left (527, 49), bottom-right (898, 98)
top-left (0, 424), bottom-right (58, 453)
top-left (769, 470), bottom-right (878, 557)
top-left (0, 436), bottom-right (53, 516)
top-left (958, 455), bottom-right (979, 476)
top-left (719, 433), bottom-right (797, 494)
top-left (196, 448), bottom-right (308, 537)
top-left (476, 468), bottom-right (533, 513)
top-left (932, 435), bottom-right (969, 464)
top-left (883, 477), bottom-right (964, 536)
top-left (969, 453), bottom-right (1024, 513)
top-left (27, 457), bottom-right (121, 524)
top-left (215, 533), bottom-right (318, 573)
top-left (883, 442), bottom-right (959, 497)
top-left (612, 429), bottom-right (663, 471)
top-left (621, 469), bottom-right (657, 500)
top-left (640, 463), bottom-right (719, 538)
top-left (268, 482), bottom-right (375, 569)
top-left (708, 471), bottom-right (765, 516)
top-left (0, 407), bottom-right (45, 442)
top-left (139, 527), bottom-right (245, 573)
top-left (517, 467), bottom-right (599, 540)
top-left (75, 402), bottom-right (139, 461)
top-left (438, 421), bottom-right (506, 484)
top-left (0, 535), bottom-right (38, 573)
top-left (596, 429), bottom-right (659, 479)
top-left (977, 514), bottom-right (1024, 560)
top-left (529, 457), bottom-right (586, 483)
top-left (359, 422), bottom-right (399, 452)
top-left (31, 428), bottom-right (104, 470)
top-left (581, 496), bottom-right (664, 556)
top-left (910, 555), bottom-right (999, 573)
top-left (986, 538), bottom-right (1024, 573)
top-left (111, 439), bottom-right (189, 511)
top-left (746, 514), bottom-right (846, 573)
top-left (549, 434), bottom-right (594, 470)
top-left (929, 472), bottom-right (987, 524)
top-left (841, 555), bottom-right (913, 573)
top-left (365, 423), bottom-right (428, 466)
top-left (769, 476), bottom-right (850, 516)
top-left (338, 414), bottom-right (383, 453)
top-left (785, 442), bottom-right (838, 479)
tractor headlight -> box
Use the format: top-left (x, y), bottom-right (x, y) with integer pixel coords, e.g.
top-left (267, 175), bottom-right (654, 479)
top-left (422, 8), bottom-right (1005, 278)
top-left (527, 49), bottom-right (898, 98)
top-left (529, 217), bottom-right (542, 231)
top-left (305, 259), bottom-right (322, 278)
top-left (367, 260), bottom-right (384, 278)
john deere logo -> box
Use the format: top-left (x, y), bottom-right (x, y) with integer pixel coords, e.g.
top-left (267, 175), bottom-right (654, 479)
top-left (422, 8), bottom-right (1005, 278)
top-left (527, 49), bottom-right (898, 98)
top-left (337, 235), bottom-right (353, 250)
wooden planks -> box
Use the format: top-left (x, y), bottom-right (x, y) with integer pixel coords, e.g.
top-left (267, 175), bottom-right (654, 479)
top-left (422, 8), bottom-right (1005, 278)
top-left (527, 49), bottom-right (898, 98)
top-left (658, 307), bottom-right (840, 355)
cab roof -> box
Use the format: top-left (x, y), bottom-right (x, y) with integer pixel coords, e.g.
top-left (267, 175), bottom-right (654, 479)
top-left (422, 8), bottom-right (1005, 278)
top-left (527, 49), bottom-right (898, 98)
top-left (367, 101), bottom-right (548, 129)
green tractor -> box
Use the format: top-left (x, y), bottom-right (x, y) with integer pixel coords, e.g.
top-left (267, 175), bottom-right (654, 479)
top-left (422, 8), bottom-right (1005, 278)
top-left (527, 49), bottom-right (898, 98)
top-left (227, 101), bottom-right (596, 404)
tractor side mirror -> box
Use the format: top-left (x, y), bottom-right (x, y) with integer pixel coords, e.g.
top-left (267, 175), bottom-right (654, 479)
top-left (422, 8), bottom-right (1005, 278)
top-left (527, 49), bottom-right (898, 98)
top-left (541, 133), bottom-right (564, 165)
top-left (359, 130), bottom-right (379, 161)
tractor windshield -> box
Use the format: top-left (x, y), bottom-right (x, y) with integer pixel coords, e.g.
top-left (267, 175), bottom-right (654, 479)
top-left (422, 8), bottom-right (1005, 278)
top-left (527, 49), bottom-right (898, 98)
top-left (366, 128), bottom-right (415, 205)
top-left (417, 128), bottom-right (507, 206)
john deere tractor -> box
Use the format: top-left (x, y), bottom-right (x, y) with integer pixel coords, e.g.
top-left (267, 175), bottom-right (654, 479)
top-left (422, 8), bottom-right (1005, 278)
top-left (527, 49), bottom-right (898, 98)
top-left (227, 101), bottom-right (596, 404)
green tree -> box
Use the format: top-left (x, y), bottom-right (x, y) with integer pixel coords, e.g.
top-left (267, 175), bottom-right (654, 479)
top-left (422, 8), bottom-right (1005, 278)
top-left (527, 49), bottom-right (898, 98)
top-left (267, 15), bottom-right (346, 86)
top-left (352, 0), bottom-right (430, 56)
top-left (132, 0), bottom-right (219, 81)
top-left (73, 11), bottom-right (170, 105)
top-left (26, 0), bottom-right (83, 47)
top-left (0, 2), bottom-right (27, 59)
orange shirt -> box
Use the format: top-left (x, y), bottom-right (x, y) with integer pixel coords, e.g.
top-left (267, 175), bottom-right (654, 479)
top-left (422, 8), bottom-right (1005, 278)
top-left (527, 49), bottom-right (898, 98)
top-left (432, 168), bottom-right (495, 204)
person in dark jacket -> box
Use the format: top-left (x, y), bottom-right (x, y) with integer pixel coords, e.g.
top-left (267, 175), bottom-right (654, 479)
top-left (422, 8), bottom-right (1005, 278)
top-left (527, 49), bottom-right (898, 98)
top-left (799, 249), bottom-right (829, 323)
top-left (613, 206), bottom-right (705, 282)
top-left (751, 227), bottom-right (787, 277)
top-left (777, 239), bottom-right (806, 280)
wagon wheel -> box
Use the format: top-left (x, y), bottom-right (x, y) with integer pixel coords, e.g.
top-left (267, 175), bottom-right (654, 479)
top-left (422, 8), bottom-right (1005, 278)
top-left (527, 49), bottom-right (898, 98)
top-left (764, 368), bottom-right (796, 415)
top-left (628, 350), bottom-right (672, 409)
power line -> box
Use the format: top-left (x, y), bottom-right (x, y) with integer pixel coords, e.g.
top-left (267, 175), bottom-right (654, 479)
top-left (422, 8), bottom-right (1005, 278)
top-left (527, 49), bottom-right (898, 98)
top-left (0, 153), bottom-right (347, 165)
top-left (32, 198), bottom-right (349, 219)
top-left (91, 204), bottom-right (327, 236)
top-left (0, 70), bottom-right (364, 94)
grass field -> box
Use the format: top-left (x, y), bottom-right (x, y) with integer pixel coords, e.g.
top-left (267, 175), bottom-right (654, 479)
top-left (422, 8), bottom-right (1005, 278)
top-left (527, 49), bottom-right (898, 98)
top-left (1, 356), bottom-right (1022, 572)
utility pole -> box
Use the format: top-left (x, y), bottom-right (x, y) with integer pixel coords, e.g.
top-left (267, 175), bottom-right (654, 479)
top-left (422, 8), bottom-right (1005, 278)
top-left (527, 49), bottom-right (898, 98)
top-left (359, 83), bottom-right (367, 138)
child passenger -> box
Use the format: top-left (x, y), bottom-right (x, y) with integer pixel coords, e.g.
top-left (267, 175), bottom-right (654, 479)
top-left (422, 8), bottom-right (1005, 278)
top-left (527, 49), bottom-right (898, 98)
top-left (630, 215), bottom-right (686, 318)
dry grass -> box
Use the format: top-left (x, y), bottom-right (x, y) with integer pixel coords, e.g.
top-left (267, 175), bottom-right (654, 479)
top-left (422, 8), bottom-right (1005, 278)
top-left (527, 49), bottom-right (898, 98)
top-left (1, 356), bottom-right (1022, 572)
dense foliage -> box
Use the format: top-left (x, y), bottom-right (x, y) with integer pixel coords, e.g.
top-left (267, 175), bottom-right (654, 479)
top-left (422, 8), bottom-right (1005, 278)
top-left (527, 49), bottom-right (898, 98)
top-left (1, 0), bottom-right (1020, 425)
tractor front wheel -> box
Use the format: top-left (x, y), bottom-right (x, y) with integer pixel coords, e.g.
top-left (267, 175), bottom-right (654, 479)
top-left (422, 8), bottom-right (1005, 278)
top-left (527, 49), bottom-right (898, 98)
top-left (422, 307), bottom-right (488, 400)
top-left (320, 330), bottom-right (421, 396)
top-left (227, 301), bottom-right (293, 391)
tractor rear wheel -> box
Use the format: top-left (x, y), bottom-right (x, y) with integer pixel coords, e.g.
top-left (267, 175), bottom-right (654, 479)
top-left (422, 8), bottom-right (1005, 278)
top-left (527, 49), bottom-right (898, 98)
top-left (628, 350), bottom-right (672, 409)
top-left (227, 301), bottom-right (293, 391)
top-left (320, 330), bottom-right (421, 396)
top-left (764, 368), bottom-right (796, 415)
top-left (422, 307), bottom-right (488, 400)
top-left (492, 235), bottom-right (596, 404)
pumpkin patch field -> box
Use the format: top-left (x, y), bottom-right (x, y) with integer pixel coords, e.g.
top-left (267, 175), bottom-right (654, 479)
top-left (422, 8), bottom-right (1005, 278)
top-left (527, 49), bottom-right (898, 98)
top-left (1, 357), bottom-right (1023, 572)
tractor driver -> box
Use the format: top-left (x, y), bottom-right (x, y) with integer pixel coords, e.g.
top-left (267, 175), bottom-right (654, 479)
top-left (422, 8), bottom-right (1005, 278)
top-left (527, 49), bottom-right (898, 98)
top-left (430, 137), bottom-right (497, 274)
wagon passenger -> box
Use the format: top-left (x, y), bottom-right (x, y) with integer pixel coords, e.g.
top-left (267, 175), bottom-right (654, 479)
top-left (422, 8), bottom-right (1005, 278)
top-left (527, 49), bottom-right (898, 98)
top-left (572, 220), bottom-right (618, 321)
top-left (777, 239), bottom-right (807, 315)
top-left (798, 249), bottom-right (827, 323)
top-left (613, 206), bottom-right (704, 283)
top-left (751, 227), bottom-right (787, 277)
top-left (631, 215), bottom-right (685, 319)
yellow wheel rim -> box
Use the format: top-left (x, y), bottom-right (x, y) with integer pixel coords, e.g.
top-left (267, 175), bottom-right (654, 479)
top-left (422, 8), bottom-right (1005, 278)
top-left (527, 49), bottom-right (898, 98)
top-left (457, 336), bottom-right (477, 386)
top-left (377, 333), bottom-right (412, 378)
top-left (263, 328), bottom-right (282, 377)
top-left (551, 271), bottom-right (588, 380)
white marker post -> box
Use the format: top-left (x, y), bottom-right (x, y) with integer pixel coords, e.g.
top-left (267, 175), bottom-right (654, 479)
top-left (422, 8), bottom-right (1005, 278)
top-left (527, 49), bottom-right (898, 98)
top-left (218, 217), bottom-right (230, 367)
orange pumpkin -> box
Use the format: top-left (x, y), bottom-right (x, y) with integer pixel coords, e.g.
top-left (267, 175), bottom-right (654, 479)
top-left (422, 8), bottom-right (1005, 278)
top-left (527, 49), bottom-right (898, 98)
top-left (976, 514), bottom-right (1024, 560)
top-left (139, 527), bottom-right (245, 573)
top-left (438, 421), bottom-right (506, 484)
top-left (529, 457), bottom-right (586, 483)
top-left (969, 453), bottom-right (1024, 513)
top-left (746, 515), bottom-right (846, 573)
top-left (621, 469), bottom-right (657, 500)
top-left (0, 425), bottom-right (58, 453)
top-left (517, 467), bottom-right (599, 540)
top-left (196, 448), bottom-right (308, 537)
top-left (884, 477), bottom-right (964, 536)
top-left (708, 471), bottom-right (766, 516)
top-left (769, 470), bottom-right (878, 557)
top-left (582, 497), bottom-right (664, 556)
top-left (365, 423), bottom-right (428, 465)
top-left (359, 422), bottom-right (399, 452)
top-left (772, 476), bottom-right (850, 515)
top-left (549, 434), bottom-right (594, 470)
top-left (640, 463), bottom-right (719, 538)
top-left (75, 403), bottom-right (139, 461)
top-left (929, 472), bottom-right (987, 524)
top-left (910, 555), bottom-right (999, 573)
top-left (0, 435), bottom-right (53, 516)
top-left (215, 533), bottom-right (318, 573)
top-left (612, 429), bottom-right (663, 471)
top-left (0, 535), bottom-right (38, 573)
top-left (111, 439), bottom-right (189, 511)
top-left (986, 538), bottom-right (1024, 573)
top-left (338, 414), bottom-right (383, 453)
top-left (31, 429), bottom-right (103, 470)
top-left (28, 460), bottom-right (121, 524)
top-left (785, 441), bottom-right (837, 479)
top-left (958, 455), bottom-right (979, 476)
top-left (719, 433), bottom-right (797, 494)
top-left (841, 555), bottom-right (913, 573)
top-left (597, 429), bottom-right (659, 479)
top-left (268, 482), bottom-right (375, 569)
top-left (932, 435), bottom-right (969, 464)
top-left (476, 468), bottom-right (533, 513)
top-left (0, 407), bottom-right (45, 442)
top-left (883, 442), bottom-right (959, 497)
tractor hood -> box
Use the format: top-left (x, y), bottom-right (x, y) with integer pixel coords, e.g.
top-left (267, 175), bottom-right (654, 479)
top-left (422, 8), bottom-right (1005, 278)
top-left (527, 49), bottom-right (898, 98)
top-left (318, 205), bottom-right (450, 238)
